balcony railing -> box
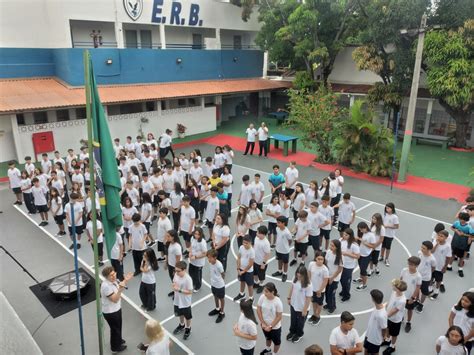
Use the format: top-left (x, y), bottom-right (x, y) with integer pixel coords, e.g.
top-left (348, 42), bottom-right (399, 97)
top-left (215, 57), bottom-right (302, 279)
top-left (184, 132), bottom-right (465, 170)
top-left (221, 44), bottom-right (260, 50)
top-left (72, 41), bottom-right (118, 48)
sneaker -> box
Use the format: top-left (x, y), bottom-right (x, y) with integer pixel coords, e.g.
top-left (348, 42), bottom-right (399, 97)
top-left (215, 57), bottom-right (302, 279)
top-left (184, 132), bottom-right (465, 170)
top-left (270, 244), bottom-right (276, 249)
top-left (375, 268), bottom-right (380, 275)
top-left (379, 257), bottom-right (384, 262)
top-left (290, 259), bottom-right (297, 267)
top-left (327, 308), bottom-right (336, 314)
top-left (367, 271), bottom-right (373, 278)
top-left (183, 328), bottom-right (191, 340)
top-left (282, 274), bottom-right (287, 282)
top-left (76, 243), bottom-right (81, 249)
top-left (216, 313), bottom-right (225, 323)
top-left (147, 241), bottom-right (156, 248)
top-left (249, 297), bottom-right (254, 304)
top-left (440, 284), bottom-right (446, 293)
top-left (112, 345), bottom-right (127, 353)
top-left (404, 322), bottom-right (412, 333)
top-left (292, 335), bottom-right (303, 343)
top-left (356, 284), bottom-right (367, 291)
top-left (341, 296), bottom-right (350, 302)
top-left (208, 309), bottom-right (220, 316)
top-left (272, 271), bottom-right (283, 277)
top-left (323, 304), bottom-right (328, 309)
top-left (353, 278), bottom-right (362, 283)
top-left (233, 293), bottom-right (245, 302)
top-left (152, 216), bottom-right (158, 222)
top-left (157, 257), bottom-right (166, 262)
top-left (98, 261), bottom-right (105, 267)
top-left (466, 252), bottom-right (471, 260)
top-left (133, 271), bottom-right (141, 276)
top-left (286, 332), bottom-right (294, 341)
top-left (137, 342), bottom-right (148, 352)
top-left (308, 315), bottom-right (317, 324)
top-left (39, 221), bottom-right (46, 226)
top-left (69, 244), bottom-right (74, 250)
top-left (458, 270), bottom-right (464, 278)
top-left (385, 259), bottom-right (390, 267)
top-left (415, 303), bottom-right (424, 314)
top-left (309, 316), bottom-right (320, 326)
top-left (168, 291), bottom-right (174, 297)
top-left (430, 293), bottom-right (439, 300)
top-left (173, 324), bottom-right (185, 335)
top-left (256, 285), bottom-right (264, 294)
top-left (338, 291), bottom-right (343, 297)
top-left (383, 347), bottom-right (396, 354)
top-left (260, 349), bottom-right (272, 355)
top-left (193, 289), bottom-right (199, 293)
top-left (381, 339), bottom-right (391, 347)
top-left (447, 266), bottom-right (452, 271)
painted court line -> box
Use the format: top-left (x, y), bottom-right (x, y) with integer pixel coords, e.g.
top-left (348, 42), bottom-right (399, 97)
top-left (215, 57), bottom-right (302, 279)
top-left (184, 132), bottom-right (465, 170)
top-left (13, 205), bottom-right (195, 355)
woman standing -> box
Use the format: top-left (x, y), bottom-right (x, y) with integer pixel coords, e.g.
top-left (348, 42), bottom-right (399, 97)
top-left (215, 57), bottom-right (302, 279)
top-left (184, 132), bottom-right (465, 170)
top-left (234, 299), bottom-right (258, 355)
top-left (257, 122), bottom-right (269, 158)
top-left (340, 228), bottom-right (360, 302)
top-left (212, 213), bottom-right (231, 272)
top-left (257, 283), bottom-right (283, 355)
top-left (325, 239), bottom-right (343, 314)
top-left (101, 266), bottom-right (133, 353)
top-left (139, 248), bottom-right (159, 311)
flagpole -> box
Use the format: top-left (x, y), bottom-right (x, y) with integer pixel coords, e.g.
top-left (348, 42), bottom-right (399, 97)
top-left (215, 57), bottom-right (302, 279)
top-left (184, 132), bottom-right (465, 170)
top-left (84, 49), bottom-right (105, 355)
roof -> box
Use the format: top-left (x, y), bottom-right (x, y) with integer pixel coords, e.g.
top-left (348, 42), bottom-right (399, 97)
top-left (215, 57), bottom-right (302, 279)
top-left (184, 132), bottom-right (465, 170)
top-left (330, 83), bottom-right (432, 98)
top-left (0, 77), bottom-right (291, 113)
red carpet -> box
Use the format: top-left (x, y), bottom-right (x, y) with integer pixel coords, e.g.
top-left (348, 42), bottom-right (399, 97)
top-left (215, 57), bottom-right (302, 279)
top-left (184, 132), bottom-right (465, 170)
top-left (175, 134), bottom-right (470, 203)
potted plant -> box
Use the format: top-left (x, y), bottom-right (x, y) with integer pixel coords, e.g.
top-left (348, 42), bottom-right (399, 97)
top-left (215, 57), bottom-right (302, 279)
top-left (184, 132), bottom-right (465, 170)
top-left (177, 123), bottom-right (187, 138)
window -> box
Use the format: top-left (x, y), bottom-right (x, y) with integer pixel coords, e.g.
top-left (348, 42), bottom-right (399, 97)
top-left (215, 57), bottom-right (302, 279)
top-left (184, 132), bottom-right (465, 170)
top-left (56, 109), bottom-right (70, 122)
top-left (161, 101), bottom-right (167, 110)
top-left (188, 98), bottom-right (197, 106)
top-left (125, 30), bottom-right (138, 48)
top-left (120, 103), bottom-right (143, 114)
top-left (16, 113), bottom-right (25, 125)
top-left (145, 101), bottom-right (156, 111)
top-left (76, 107), bottom-right (86, 119)
top-left (107, 105), bottom-right (121, 116)
top-left (178, 99), bottom-right (186, 107)
top-left (192, 34), bottom-right (202, 49)
top-left (33, 111), bottom-right (48, 124)
top-left (233, 35), bottom-right (242, 50)
top-left (140, 30), bottom-right (152, 49)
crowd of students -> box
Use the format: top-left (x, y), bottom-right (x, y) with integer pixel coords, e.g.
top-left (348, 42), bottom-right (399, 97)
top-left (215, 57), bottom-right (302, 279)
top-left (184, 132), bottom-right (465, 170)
top-left (6, 130), bottom-right (474, 355)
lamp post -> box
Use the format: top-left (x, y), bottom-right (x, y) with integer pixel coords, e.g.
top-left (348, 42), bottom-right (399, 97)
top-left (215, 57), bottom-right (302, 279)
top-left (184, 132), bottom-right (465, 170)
top-left (397, 13), bottom-right (427, 182)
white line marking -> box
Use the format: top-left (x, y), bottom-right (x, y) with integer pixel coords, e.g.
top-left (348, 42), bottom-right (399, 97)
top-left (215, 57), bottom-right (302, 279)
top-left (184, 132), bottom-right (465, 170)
top-left (13, 205), bottom-right (195, 355)
top-left (356, 202), bottom-right (374, 213)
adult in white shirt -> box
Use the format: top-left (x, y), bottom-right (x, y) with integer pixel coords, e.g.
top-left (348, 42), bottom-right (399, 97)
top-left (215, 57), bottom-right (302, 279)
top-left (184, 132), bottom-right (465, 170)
top-left (159, 129), bottom-right (173, 161)
top-left (144, 319), bottom-right (171, 355)
top-left (285, 162), bottom-right (299, 195)
top-left (100, 266), bottom-right (132, 353)
top-left (257, 283), bottom-right (283, 355)
top-left (329, 311), bottom-right (363, 354)
top-left (244, 123), bottom-right (257, 155)
top-left (257, 122), bottom-right (269, 157)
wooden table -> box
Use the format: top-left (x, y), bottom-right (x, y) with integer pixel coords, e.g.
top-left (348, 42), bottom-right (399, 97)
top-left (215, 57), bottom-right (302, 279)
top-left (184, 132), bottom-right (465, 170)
top-left (268, 134), bottom-right (299, 156)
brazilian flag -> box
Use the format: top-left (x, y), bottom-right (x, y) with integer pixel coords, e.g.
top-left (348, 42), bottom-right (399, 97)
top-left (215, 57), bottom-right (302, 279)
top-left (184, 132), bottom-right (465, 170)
top-left (87, 54), bottom-right (123, 258)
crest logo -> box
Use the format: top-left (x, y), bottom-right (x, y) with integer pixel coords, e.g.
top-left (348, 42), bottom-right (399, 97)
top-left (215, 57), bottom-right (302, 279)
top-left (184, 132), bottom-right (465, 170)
top-left (124, 0), bottom-right (143, 21)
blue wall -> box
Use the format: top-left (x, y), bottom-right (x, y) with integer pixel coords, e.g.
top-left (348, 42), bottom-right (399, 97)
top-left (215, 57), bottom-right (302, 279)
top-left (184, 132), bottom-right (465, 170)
top-left (0, 48), bottom-right (263, 86)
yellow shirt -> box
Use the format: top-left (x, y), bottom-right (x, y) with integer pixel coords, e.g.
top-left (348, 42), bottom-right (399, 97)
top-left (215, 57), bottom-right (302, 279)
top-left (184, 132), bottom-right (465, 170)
top-left (209, 177), bottom-right (222, 187)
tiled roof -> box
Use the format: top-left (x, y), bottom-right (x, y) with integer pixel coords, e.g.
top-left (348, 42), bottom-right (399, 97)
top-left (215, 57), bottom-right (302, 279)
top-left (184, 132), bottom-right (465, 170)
top-left (0, 77), bottom-right (291, 113)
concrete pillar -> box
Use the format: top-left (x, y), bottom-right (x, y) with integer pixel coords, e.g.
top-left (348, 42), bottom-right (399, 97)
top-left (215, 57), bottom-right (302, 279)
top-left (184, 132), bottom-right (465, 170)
top-left (424, 99), bottom-right (433, 135)
top-left (160, 24), bottom-right (166, 49)
top-left (115, 22), bottom-right (124, 48)
top-left (216, 28), bottom-right (221, 49)
top-left (201, 97), bottom-right (205, 108)
top-left (157, 101), bottom-right (162, 116)
top-left (10, 114), bottom-right (22, 162)
top-left (263, 51), bottom-right (269, 78)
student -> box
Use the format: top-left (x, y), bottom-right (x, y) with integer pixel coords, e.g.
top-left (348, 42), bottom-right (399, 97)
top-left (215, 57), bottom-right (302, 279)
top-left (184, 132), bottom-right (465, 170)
top-left (336, 193), bottom-right (356, 237)
top-left (220, 166), bottom-right (233, 210)
top-left (340, 228), bottom-right (360, 302)
top-left (234, 236), bottom-right (256, 303)
top-left (335, 168), bottom-right (344, 204)
top-left (141, 193), bottom-right (153, 239)
top-left (279, 190), bottom-right (291, 220)
top-left (159, 129), bottom-right (173, 161)
top-left (209, 169), bottom-right (222, 189)
top-left (291, 183), bottom-right (306, 222)
top-left (448, 292), bottom-right (474, 353)
top-left (165, 230), bottom-right (183, 296)
top-left (257, 282), bottom-right (283, 355)
top-left (258, 122), bottom-right (269, 157)
top-left (223, 145), bottom-right (234, 172)
top-left (450, 212), bottom-right (473, 278)
top-left (179, 195), bottom-right (196, 258)
top-left (399, 256), bottom-right (422, 333)
top-left (248, 199), bottom-right (263, 244)
top-left (234, 299), bottom-right (258, 355)
top-left (139, 248), bottom-right (159, 311)
top-left (266, 195), bottom-right (282, 248)
top-left (214, 146), bottom-right (226, 175)
top-left (20, 170), bottom-right (35, 214)
top-left (162, 165), bottom-right (176, 194)
top-left (236, 206), bottom-right (251, 248)
top-left (238, 175), bottom-right (253, 208)
top-left (129, 213), bottom-right (149, 276)
top-left (253, 225), bottom-right (271, 294)
top-left (41, 153), bottom-right (52, 175)
top-left (305, 180), bottom-right (319, 208)
top-left (111, 227), bottom-right (125, 281)
top-left (49, 187), bottom-right (66, 237)
top-left (354, 222), bottom-right (376, 291)
top-left (416, 240), bottom-right (436, 314)
top-left (188, 227), bottom-right (207, 292)
top-left (325, 239), bottom-right (343, 314)
top-left (382, 279), bottom-right (407, 354)
top-left (121, 197), bottom-right (138, 251)
top-left (307, 202), bottom-right (326, 254)
top-left (250, 174), bottom-right (265, 211)
top-left (173, 162), bottom-right (186, 188)
top-left (64, 192), bottom-right (83, 249)
top-left (285, 162), bottom-right (299, 196)
top-left (85, 213), bottom-right (104, 266)
top-left (185, 178), bottom-right (200, 221)
top-left (202, 157), bottom-right (215, 180)
top-left (157, 190), bottom-right (172, 214)
top-left (329, 311), bottom-right (363, 355)
top-left (319, 178), bottom-right (330, 201)
top-left (156, 207), bottom-right (172, 262)
top-left (305, 345), bottom-right (324, 355)
top-left (31, 177), bottom-right (50, 226)
top-left (271, 216), bottom-right (292, 282)
top-left (24, 156), bottom-right (35, 178)
top-left (364, 289), bottom-right (388, 355)
top-left (170, 182), bottom-right (184, 231)
top-left (308, 251), bottom-right (329, 326)
top-left (268, 165), bottom-right (285, 195)
top-left (244, 123), bottom-right (257, 156)
top-left (141, 174), bottom-right (155, 205)
top-left (368, 213), bottom-right (385, 277)
top-left (207, 249), bottom-right (226, 323)
top-left (189, 159), bottom-right (203, 188)
top-left (8, 161), bottom-right (23, 205)
top-left (328, 172), bottom-right (339, 220)
top-left (319, 196), bottom-right (334, 251)
top-left (291, 210), bottom-right (310, 266)
top-left (172, 261), bottom-right (193, 340)
top-left (142, 319), bottom-right (171, 355)
top-left (71, 165), bottom-right (86, 196)
top-left (212, 213), bottom-right (231, 272)
top-left (431, 230), bottom-right (452, 300)
top-left (124, 180), bottom-right (140, 208)
top-left (380, 203), bottom-right (399, 267)
top-left (287, 265), bottom-right (312, 343)
top-left (436, 326), bottom-right (467, 355)
top-left (204, 186), bottom-right (220, 239)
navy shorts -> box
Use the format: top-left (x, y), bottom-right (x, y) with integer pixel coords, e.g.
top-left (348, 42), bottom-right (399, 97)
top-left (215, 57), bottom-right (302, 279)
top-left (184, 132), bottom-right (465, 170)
top-left (211, 286), bottom-right (225, 299)
top-left (276, 252), bottom-right (289, 264)
top-left (311, 292), bottom-right (324, 305)
top-left (432, 270), bottom-right (444, 283)
top-left (388, 320), bottom-right (402, 337)
top-left (157, 241), bottom-right (165, 252)
top-left (268, 222), bottom-right (277, 236)
top-left (320, 229), bottom-right (331, 240)
top-left (12, 187), bottom-right (21, 194)
top-left (358, 255), bottom-right (370, 276)
top-left (263, 328), bottom-right (282, 346)
top-left (364, 337), bottom-right (380, 354)
top-left (405, 299), bottom-right (417, 310)
top-left (35, 204), bottom-right (49, 213)
top-left (382, 237), bottom-right (394, 250)
top-left (338, 222), bottom-right (350, 232)
top-left (421, 280), bottom-right (431, 296)
top-left (181, 231), bottom-right (192, 243)
top-left (68, 225), bottom-right (84, 235)
top-left (295, 241), bottom-right (308, 256)
top-left (174, 305), bottom-right (192, 320)
top-left (238, 270), bottom-right (254, 286)
top-left (54, 213), bottom-right (65, 225)
top-left (253, 263), bottom-right (267, 281)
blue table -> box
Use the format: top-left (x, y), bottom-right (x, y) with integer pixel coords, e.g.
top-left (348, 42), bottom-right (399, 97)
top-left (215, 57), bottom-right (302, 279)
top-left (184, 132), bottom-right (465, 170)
top-left (269, 134), bottom-right (299, 156)
top-left (267, 111), bottom-right (289, 124)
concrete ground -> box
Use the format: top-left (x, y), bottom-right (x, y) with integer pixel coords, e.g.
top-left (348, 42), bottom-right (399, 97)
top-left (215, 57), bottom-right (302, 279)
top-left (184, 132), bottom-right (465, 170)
top-left (0, 143), bottom-right (470, 355)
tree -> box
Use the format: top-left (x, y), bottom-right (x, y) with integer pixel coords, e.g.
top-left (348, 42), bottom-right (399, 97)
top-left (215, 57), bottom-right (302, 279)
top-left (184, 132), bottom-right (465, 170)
top-left (423, 20), bottom-right (474, 147)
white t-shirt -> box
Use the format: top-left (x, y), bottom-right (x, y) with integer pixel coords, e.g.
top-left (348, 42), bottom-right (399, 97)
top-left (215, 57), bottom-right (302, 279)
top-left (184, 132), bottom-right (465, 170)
top-left (189, 166), bottom-right (203, 183)
top-left (338, 201), bottom-right (356, 224)
top-left (246, 128), bottom-right (257, 142)
top-left (141, 156), bottom-right (153, 172)
top-left (285, 167), bottom-right (299, 189)
top-left (387, 291), bottom-right (406, 323)
top-left (41, 159), bottom-right (52, 174)
top-left (248, 208), bottom-right (263, 231)
top-left (366, 308), bottom-right (387, 346)
top-left (146, 334), bottom-right (170, 355)
top-left (173, 273), bottom-right (193, 308)
top-left (371, 225), bottom-right (386, 251)
top-left (167, 243), bottom-right (182, 267)
top-left (204, 196), bottom-right (219, 221)
top-left (451, 306), bottom-right (474, 341)
top-left (224, 150), bottom-right (233, 165)
top-left (329, 179), bottom-right (338, 198)
top-left (257, 295), bottom-right (283, 329)
top-left (266, 203), bottom-right (281, 223)
top-left (279, 199), bottom-right (290, 218)
top-left (170, 191), bottom-right (183, 209)
top-left (141, 261), bottom-right (156, 284)
top-left (336, 175), bottom-right (344, 194)
top-left (329, 326), bottom-right (361, 350)
top-left (25, 163), bottom-right (35, 177)
top-left (190, 238), bottom-right (207, 267)
top-left (239, 183), bottom-right (253, 207)
top-left (179, 158), bottom-right (190, 172)
top-left (213, 225), bottom-right (230, 246)
top-left (326, 249), bottom-right (342, 282)
top-left (436, 336), bottom-right (467, 355)
top-left (159, 133), bottom-right (172, 148)
top-left (237, 215), bottom-right (251, 235)
top-left (141, 180), bottom-right (154, 196)
top-left (239, 245), bottom-right (255, 273)
top-left (293, 193), bottom-right (306, 212)
top-left (111, 233), bottom-right (123, 260)
top-left (71, 173), bottom-right (85, 192)
top-left (236, 313), bottom-right (258, 350)
top-left (129, 223), bottom-right (147, 250)
top-left (295, 219), bottom-right (310, 243)
top-left (50, 197), bottom-right (64, 216)
top-left (126, 187), bottom-right (140, 206)
top-left (383, 214), bottom-right (399, 238)
top-left (290, 280), bottom-right (312, 312)
top-left (308, 263), bottom-right (329, 292)
top-left (220, 174), bottom-right (233, 194)
top-left (319, 205), bottom-right (334, 230)
top-left (209, 260), bottom-right (225, 288)
top-left (433, 241), bottom-right (452, 271)
top-left (179, 206), bottom-right (195, 233)
top-left (257, 127), bottom-right (268, 141)
top-left (275, 227), bottom-right (292, 254)
top-left (162, 173), bottom-right (176, 193)
top-left (417, 251), bottom-right (436, 281)
top-left (141, 203), bottom-right (153, 223)
top-left (307, 211), bottom-right (326, 236)
top-left (202, 163), bottom-right (215, 179)
top-left (341, 240), bottom-right (360, 269)
top-left (173, 169), bottom-right (186, 187)
top-left (101, 279), bottom-right (121, 314)
top-left (51, 179), bottom-right (64, 195)
top-left (8, 168), bottom-right (21, 188)
top-left (156, 217), bottom-right (172, 243)
top-left (400, 267), bottom-right (422, 299)
top-left (250, 181), bottom-right (265, 202)
top-left (359, 232), bottom-right (376, 257)
top-left (122, 206), bottom-right (138, 228)
top-left (21, 178), bottom-right (32, 193)
top-left (214, 152), bottom-right (226, 168)
top-left (64, 202), bottom-right (83, 227)
top-left (254, 237), bottom-right (271, 265)
top-left (86, 219), bottom-right (104, 243)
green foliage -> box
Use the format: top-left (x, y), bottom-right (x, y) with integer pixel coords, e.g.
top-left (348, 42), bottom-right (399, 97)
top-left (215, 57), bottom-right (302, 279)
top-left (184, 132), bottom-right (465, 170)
top-left (293, 71), bottom-right (316, 91)
top-left (430, 0), bottom-right (474, 30)
top-left (286, 86), bottom-right (344, 163)
top-left (333, 101), bottom-right (396, 177)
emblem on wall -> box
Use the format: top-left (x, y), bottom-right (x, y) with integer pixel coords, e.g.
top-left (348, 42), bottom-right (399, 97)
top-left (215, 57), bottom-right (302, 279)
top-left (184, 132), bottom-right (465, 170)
top-left (124, 0), bottom-right (143, 21)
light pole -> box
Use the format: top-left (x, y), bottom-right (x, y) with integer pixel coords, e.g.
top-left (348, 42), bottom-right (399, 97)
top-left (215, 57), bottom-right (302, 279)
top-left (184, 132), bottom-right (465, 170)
top-left (397, 13), bottom-right (427, 183)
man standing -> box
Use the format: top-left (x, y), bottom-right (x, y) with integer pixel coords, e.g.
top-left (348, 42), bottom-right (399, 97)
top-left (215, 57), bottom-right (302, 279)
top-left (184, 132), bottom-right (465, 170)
top-left (159, 129), bottom-right (173, 161)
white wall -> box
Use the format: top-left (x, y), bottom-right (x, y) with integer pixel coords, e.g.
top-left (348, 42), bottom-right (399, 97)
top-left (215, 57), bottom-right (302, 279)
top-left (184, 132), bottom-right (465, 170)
top-left (220, 29), bottom-right (254, 47)
top-left (165, 26), bottom-right (215, 46)
top-left (0, 115), bottom-right (15, 161)
top-left (328, 47), bottom-right (382, 85)
top-left (11, 106), bottom-right (216, 162)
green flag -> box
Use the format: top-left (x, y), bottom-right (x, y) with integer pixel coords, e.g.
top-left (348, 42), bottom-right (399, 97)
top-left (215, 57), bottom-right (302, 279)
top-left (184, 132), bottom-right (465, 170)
top-left (87, 55), bottom-right (123, 258)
